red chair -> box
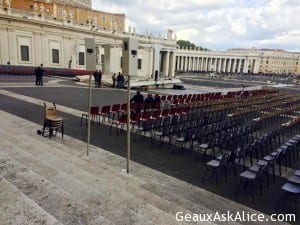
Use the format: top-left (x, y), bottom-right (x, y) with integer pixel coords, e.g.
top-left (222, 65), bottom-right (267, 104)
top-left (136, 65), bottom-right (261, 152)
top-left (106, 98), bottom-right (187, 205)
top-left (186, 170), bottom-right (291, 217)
top-left (130, 112), bottom-right (140, 130)
top-left (110, 104), bottom-right (121, 121)
top-left (118, 103), bottom-right (128, 116)
top-left (109, 114), bottom-right (128, 136)
top-left (99, 105), bottom-right (111, 122)
top-left (151, 110), bottom-right (161, 120)
top-left (81, 106), bottom-right (99, 126)
top-left (140, 111), bottom-right (151, 122)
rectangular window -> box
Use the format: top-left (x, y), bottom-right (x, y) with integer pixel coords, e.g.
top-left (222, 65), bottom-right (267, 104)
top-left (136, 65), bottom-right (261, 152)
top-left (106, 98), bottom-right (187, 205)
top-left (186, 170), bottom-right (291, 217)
top-left (120, 57), bottom-right (122, 68)
top-left (78, 52), bottom-right (85, 65)
top-left (52, 49), bottom-right (59, 64)
top-left (20, 45), bottom-right (29, 61)
top-left (138, 58), bottom-right (142, 69)
top-left (58, 8), bottom-right (63, 16)
top-left (101, 54), bottom-right (104, 64)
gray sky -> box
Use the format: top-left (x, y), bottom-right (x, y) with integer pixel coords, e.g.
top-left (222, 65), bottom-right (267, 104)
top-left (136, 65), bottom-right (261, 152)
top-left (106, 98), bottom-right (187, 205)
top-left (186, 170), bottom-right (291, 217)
top-left (92, 0), bottom-right (300, 52)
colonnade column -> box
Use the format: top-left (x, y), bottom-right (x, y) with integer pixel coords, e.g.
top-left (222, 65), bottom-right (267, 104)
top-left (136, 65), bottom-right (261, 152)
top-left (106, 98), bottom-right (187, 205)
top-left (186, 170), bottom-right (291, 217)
top-left (243, 58), bottom-right (249, 73)
top-left (169, 51), bottom-right (175, 77)
top-left (232, 58), bottom-right (236, 73)
top-left (162, 51), bottom-right (169, 77)
top-left (222, 58), bottom-right (226, 72)
top-left (199, 58), bottom-right (202, 71)
top-left (227, 59), bottom-right (232, 73)
top-left (104, 45), bottom-right (111, 75)
top-left (253, 59), bottom-right (260, 74)
top-left (237, 58), bottom-right (241, 73)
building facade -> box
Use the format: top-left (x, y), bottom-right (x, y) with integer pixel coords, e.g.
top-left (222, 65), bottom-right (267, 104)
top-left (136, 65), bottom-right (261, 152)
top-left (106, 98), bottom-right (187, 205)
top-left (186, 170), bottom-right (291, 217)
top-left (0, 0), bottom-right (299, 78)
top-left (175, 48), bottom-right (300, 75)
top-left (0, 0), bottom-right (177, 79)
top-left (175, 48), bottom-right (260, 74)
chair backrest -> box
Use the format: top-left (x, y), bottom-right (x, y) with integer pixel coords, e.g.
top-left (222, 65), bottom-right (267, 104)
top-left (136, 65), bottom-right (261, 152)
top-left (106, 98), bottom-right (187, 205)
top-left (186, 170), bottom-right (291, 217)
top-left (119, 114), bottom-right (128, 123)
top-left (44, 102), bottom-right (58, 119)
top-left (120, 103), bottom-right (127, 111)
top-left (90, 106), bottom-right (99, 115)
top-left (219, 153), bottom-right (229, 166)
top-left (101, 105), bottom-right (111, 113)
top-left (111, 104), bottom-right (120, 112)
top-left (45, 106), bottom-right (57, 119)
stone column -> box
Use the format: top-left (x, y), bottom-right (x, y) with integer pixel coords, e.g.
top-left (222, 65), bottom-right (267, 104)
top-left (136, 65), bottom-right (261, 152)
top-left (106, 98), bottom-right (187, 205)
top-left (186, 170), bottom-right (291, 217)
top-left (232, 58), bottom-right (236, 73)
top-left (222, 58), bottom-right (226, 72)
top-left (33, 31), bottom-right (43, 66)
top-left (216, 58), bottom-right (220, 72)
top-left (152, 44), bottom-right (162, 79)
top-left (199, 57), bottom-right (203, 71)
top-left (242, 58), bottom-right (248, 74)
top-left (183, 56), bottom-right (186, 71)
top-left (7, 28), bottom-right (16, 64)
top-left (162, 51), bottom-right (169, 77)
top-left (180, 56), bottom-right (183, 70)
top-left (253, 59), bottom-right (260, 74)
top-left (104, 45), bottom-right (111, 75)
top-left (169, 51), bottom-right (175, 77)
top-left (204, 57), bottom-right (208, 72)
top-left (227, 58), bottom-right (232, 73)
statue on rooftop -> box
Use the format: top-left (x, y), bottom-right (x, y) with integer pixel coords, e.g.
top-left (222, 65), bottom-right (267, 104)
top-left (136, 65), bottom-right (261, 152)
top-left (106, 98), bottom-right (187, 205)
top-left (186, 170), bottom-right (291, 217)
top-left (40, 3), bottom-right (45, 14)
top-left (5, 0), bottom-right (11, 8)
top-left (33, 2), bottom-right (38, 11)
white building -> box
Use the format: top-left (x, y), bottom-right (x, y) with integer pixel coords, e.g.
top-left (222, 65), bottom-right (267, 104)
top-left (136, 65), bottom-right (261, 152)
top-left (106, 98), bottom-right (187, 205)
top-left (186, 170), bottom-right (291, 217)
top-left (0, 1), bottom-right (299, 78)
top-left (0, 3), bottom-right (177, 80)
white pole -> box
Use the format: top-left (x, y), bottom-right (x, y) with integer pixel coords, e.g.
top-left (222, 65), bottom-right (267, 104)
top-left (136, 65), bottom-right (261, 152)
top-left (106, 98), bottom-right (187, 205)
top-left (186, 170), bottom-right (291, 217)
top-left (87, 72), bottom-right (92, 156)
top-left (126, 75), bottom-right (131, 173)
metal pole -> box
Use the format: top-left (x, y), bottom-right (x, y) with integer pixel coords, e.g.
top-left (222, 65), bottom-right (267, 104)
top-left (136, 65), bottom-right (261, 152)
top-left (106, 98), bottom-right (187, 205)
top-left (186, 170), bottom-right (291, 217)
top-left (126, 75), bottom-right (131, 173)
top-left (87, 72), bottom-right (92, 156)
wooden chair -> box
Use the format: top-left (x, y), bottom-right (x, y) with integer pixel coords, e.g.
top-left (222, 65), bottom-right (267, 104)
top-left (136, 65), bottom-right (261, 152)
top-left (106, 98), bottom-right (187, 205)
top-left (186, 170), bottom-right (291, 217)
top-left (41, 103), bottom-right (64, 138)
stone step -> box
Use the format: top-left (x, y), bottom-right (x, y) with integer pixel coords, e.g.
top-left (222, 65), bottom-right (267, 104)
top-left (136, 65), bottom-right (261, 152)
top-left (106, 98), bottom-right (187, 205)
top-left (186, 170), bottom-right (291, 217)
top-left (0, 132), bottom-right (194, 225)
top-left (4, 110), bottom-right (277, 225)
top-left (0, 153), bottom-right (115, 225)
top-left (0, 110), bottom-right (218, 224)
top-left (0, 174), bottom-right (63, 225)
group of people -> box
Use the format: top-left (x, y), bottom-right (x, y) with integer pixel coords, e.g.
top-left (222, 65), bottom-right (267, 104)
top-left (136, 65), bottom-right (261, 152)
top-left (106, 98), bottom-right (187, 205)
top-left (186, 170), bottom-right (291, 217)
top-left (93, 69), bottom-right (102, 88)
top-left (112, 72), bottom-right (125, 88)
top-left (35, 64), bottom-right (44, 86)
top-left (130, 91), bottom-right (161, 112)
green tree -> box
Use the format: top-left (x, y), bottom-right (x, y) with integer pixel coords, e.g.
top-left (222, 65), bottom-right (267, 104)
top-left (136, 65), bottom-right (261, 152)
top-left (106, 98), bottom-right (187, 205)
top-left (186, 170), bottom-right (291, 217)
top-left (176, 40), bottom-right (209, 51)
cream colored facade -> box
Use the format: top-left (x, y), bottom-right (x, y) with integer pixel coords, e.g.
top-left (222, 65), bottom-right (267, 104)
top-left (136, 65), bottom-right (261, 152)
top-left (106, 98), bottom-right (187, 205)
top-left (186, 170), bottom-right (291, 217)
top-left (1, 1), bottom-right (300, 78)
top-left (175, 48), bottom-right (300, 75)
top-left (0, 4), bottom-right (177, 79)
top-left (258, 49), bottom-right (300, 75)
top-left (175, 48), bottom-right (260, 74)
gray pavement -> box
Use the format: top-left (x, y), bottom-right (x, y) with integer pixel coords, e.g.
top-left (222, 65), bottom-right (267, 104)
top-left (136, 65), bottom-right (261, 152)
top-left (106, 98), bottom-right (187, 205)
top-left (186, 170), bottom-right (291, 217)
top-left (0, 74), bottom-right (299, 224)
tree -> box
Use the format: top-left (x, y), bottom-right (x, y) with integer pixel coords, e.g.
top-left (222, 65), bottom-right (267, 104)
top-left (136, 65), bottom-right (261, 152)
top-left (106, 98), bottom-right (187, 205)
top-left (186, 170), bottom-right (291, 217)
top-left (176, 40), bottom-right (209, 51)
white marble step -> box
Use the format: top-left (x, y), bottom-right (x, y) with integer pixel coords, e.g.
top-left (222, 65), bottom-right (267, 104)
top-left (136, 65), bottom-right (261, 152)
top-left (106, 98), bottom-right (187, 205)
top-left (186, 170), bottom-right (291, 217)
top-left (0, 174), bottom-right (63, 225)
top-left (0, 110), bottom-right (219, 224)
top-left (0, 153), bottom-right (115, 225)
top-left (0, 132), bottom-right (196, 225)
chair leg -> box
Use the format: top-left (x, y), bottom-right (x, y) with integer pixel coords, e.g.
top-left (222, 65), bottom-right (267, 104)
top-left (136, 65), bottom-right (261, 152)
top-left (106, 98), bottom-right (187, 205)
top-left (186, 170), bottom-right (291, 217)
top-left (202, 166), bottom-right (209, 183)
top-left (224, 166), bottom-right (228, 181)
top-left (215, 169), bottom-right (218, 188)
top-left (235, 179), bottom-right (243, 196)
top-left (250, 181), bottom-right (254, 203)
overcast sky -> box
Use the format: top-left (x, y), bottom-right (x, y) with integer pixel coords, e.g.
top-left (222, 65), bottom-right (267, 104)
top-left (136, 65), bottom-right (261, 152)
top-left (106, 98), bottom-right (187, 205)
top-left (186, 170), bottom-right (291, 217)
top-left (92, 0), bottom-right (300, 52)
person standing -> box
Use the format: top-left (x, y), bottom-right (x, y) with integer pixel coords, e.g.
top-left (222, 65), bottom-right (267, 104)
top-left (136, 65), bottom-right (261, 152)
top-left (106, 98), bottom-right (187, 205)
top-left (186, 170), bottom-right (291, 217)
top-left (97, 69), bottom-right (102, 88)
top-left (93, 69), bottom-right (102, 88)
top-left (117, 72), bottom-right (122, 88)
top-left (35, 64), bottom-right (44, 86)
top-left (112, 73), bottom-right (116, 87)
top-left (131, 90), bottom-right (144, 113)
